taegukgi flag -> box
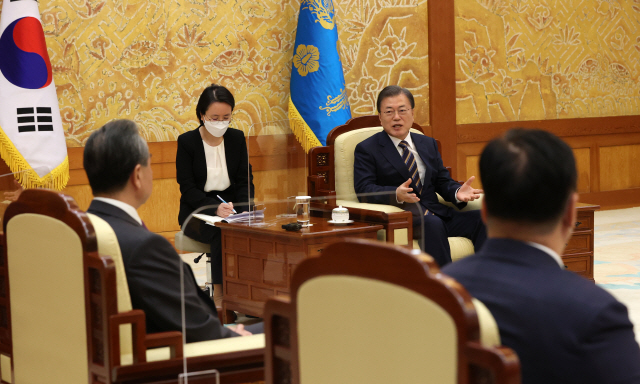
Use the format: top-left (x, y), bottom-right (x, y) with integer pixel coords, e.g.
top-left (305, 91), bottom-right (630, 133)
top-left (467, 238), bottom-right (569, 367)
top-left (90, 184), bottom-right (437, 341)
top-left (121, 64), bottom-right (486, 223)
top-left (289, 0), bottom-right (351, 151)
top-left (0, 0), bottom-right (69, 190)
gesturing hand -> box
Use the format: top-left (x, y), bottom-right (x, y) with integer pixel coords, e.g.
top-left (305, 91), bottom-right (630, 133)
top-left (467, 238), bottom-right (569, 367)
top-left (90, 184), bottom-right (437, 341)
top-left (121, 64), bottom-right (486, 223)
top-left (216, 202), bottom-right (235, 218)
top-left (228, 324), bottom-right (253, 336)
top-left (396, 178), bottom-right (420, 203)
top-left (456, 176), bottom-right (483, 202)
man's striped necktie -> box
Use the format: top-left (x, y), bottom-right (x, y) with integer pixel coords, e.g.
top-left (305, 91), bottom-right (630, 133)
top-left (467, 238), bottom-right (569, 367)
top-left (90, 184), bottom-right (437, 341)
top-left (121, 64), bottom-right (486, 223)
top-left (398, 140), bottom-right (423, 197)
top-left (399, 141), bottom-right (433, 216)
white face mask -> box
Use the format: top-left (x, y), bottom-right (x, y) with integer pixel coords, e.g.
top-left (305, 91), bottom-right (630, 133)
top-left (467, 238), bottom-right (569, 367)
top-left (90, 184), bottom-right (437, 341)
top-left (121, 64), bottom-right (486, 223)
top-left (203, 120), bottom-right (229, 137)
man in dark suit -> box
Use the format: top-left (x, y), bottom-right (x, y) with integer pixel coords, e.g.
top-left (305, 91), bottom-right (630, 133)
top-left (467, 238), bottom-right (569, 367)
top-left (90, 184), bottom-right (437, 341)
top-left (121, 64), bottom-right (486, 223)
top-left (354, 85), bottom-right (486, 265)
top-left (84, 119), bottom-right (262, 342)
top-left (443, 129), bottom-right (640, 384)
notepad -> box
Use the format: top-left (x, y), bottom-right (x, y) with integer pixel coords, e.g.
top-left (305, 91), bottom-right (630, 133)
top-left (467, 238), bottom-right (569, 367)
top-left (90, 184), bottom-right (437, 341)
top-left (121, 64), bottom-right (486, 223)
top-left (193, 210), bottom-right (265, 226)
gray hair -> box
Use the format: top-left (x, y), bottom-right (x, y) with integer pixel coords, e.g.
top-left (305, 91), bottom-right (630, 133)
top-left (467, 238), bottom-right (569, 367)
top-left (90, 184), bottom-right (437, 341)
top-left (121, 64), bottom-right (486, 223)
top-left (84, 119), bottom-right (150, 195)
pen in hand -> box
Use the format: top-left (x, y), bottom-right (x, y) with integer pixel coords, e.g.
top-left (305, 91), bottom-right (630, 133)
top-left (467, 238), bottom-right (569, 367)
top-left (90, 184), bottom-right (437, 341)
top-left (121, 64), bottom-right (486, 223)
top-left (216, 195), bottom-right (238, 214)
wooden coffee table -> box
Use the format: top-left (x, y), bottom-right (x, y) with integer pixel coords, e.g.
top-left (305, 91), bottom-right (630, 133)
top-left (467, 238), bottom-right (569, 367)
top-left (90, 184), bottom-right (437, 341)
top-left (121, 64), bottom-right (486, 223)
top-left (216, 216), bottom-right (383, 322)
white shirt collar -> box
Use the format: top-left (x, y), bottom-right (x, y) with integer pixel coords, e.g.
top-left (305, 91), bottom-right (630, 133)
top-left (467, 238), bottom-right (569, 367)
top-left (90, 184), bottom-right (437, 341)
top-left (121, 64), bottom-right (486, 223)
top-left (388, 132), bottom-right (414, 149)
top-left (526, 241), bottom-right (564, 268)
top-left (93, 197), bottom-right (143, 226)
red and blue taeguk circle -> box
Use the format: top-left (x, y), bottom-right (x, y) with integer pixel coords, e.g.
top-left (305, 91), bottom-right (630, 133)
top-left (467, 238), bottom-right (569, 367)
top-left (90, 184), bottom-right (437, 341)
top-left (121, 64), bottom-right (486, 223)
top-left (0, 17), bottom-right (52, 89)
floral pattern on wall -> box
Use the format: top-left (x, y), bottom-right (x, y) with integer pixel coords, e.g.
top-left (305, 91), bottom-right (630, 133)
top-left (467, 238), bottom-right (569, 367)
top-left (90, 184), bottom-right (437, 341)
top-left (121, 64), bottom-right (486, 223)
top-left (456, 0), bottom-right (640, 124)
top-left (1, 0), bottom-right (635, 142)
top-left (0, 0), bottom-right (426, 145)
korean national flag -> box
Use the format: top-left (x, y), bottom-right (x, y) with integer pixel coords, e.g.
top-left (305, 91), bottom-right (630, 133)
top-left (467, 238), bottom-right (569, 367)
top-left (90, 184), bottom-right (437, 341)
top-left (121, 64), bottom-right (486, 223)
top-left (0, 0), bottom-right (69, 190)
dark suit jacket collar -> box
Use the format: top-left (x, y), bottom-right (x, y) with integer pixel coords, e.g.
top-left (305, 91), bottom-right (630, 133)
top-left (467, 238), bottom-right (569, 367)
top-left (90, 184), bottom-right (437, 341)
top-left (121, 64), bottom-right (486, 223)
top-left (478, 238), bottom-right (563, 270)
top-left (377, 131), bottom-right (410, 180)
top-left (410, 132), bottom-right (431, 163)
top-left (88, 199), bottom-right (142, 228)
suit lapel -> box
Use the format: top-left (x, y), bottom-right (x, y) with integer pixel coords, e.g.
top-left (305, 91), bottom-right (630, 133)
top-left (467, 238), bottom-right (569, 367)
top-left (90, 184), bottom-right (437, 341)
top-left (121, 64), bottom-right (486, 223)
top-left (223, 130), bottom-right (235, 176)
top-left (411, 133), bottom-right (433, 183)
top-left (378, 132), bottom-right (410, 180)
top-left (193, 128), bottom-right (208, 183)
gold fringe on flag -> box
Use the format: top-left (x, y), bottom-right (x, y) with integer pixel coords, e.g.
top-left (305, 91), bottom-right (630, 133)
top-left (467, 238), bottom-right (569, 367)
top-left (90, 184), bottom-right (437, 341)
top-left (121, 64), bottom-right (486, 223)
top-left (0, 126), bottom-right (69, 190)
top-left (288, 96), bottom-right (322, 153)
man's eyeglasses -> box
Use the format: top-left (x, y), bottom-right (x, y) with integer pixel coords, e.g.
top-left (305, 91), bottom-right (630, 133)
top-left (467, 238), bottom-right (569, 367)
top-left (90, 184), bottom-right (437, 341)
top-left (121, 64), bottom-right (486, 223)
top-left (382, 108), bottom-right (412, 117)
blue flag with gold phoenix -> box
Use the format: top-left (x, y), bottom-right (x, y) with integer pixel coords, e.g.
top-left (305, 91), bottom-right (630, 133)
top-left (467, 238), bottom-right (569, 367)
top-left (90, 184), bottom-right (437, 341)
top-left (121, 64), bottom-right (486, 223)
top-left (289, 0), bottom-right (351, 150)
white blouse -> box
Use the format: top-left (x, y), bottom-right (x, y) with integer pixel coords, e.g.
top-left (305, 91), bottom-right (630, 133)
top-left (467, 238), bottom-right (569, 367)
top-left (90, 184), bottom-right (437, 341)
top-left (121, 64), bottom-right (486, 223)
top-left (203, 139), bottom-right (231, 192)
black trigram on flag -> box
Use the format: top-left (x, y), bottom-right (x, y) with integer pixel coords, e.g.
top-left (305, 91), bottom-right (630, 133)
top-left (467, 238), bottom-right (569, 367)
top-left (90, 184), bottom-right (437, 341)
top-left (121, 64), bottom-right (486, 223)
top-left (16, 107), bottom-right (53, 132)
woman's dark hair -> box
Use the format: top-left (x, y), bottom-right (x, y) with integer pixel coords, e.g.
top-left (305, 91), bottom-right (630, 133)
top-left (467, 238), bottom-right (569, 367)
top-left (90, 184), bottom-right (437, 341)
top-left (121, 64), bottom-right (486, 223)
top-left (195, 84), bottom-right (235, 126)
top-left (376, 85), bottom-right (415, 113)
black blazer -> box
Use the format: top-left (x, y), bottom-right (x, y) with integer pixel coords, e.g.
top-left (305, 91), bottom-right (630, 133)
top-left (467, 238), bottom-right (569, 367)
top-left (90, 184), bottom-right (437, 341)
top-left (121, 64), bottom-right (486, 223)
top-left (176, 127), bottom-right (254, 226)
top-left (88, 200), bottom-right (237, 342)
top-left (443, 239), bottom-right (640, 384)
top-left (353, 131), bottom-right (463, 218)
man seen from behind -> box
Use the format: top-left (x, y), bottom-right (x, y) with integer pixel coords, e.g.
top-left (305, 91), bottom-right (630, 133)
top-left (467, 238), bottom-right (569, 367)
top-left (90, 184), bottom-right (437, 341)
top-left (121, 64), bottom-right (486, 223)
top-left (443, 128), bottom-right (640, 384)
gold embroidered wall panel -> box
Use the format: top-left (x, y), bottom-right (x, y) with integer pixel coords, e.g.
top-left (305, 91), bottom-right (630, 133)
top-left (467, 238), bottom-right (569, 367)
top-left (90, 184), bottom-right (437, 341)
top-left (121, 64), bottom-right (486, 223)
top-left (0, 0), bottom-right (429, 145)
top-left (21, 0), bottom-right (637, 138)
top-left (340, 0), bottom-right (429, 125)
top-left (456, 0), bottom-right (640, 124)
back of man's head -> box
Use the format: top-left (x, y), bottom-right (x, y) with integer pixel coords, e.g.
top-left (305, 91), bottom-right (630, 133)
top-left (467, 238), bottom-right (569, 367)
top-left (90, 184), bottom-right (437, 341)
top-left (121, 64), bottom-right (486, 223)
top-left (84, 119), bottom-right (150, 195)
top-left (480, 129), bottom-right (577, 231)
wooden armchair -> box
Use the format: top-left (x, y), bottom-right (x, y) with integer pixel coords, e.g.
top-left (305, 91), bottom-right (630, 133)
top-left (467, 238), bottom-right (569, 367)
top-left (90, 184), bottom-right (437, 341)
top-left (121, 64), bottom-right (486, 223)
top-left (264, 238), bottom-right (520, 384)
top-left (308, 115), bottom-right (480, 259)
top-left (0, 189), bottom-right (264, 383)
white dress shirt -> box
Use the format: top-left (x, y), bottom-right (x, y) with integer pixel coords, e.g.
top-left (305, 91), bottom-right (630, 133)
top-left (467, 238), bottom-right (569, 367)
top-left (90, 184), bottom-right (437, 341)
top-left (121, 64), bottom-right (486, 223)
top-left (388, 133), bottom-right (426, 183)
top-left (93, 197), bottom-right (143, 225)
top-left (203, 139), bottom-right (231, 192)
top-left (388, 133), bottom-right (461, 204)
top-left (526, 241), bottom-right (565, 268)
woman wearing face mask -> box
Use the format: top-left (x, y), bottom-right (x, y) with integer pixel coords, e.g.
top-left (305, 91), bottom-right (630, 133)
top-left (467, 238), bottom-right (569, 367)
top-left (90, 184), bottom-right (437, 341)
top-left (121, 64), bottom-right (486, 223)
top-left (176, 84), bottom-right (254, 307)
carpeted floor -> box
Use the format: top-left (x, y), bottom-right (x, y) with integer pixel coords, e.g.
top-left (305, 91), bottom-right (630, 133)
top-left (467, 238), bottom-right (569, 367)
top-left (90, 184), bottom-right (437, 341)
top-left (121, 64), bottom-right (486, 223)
top-left (593, 207), bottom-right (640, 344)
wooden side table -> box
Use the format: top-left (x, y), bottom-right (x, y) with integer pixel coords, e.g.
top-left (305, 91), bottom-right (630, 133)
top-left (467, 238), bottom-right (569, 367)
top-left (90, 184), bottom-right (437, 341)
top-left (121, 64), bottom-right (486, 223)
top-left (217, 217), bottom-right (383, 323)
top-left (563, 203), bottom-right (599, 281)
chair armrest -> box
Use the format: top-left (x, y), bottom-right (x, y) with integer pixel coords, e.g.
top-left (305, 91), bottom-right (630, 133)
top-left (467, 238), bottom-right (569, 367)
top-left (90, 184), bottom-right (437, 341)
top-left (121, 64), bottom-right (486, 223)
top-left (335, 202), bottom-right (413, 245)
top-left (466, 341), bottom-right (521, 384)
top-left (308, 145), bottom-right (335, 204)
top-left (145, 331), bottom-right (184, 360)
top-left (310, 200), bottom-right (413, 246)
top-left (115, 347), bottom-right (265, 383)
top-left (308, 174), bottom-right (337, 205)
top-left (109, 309), bottom-right (148, 365)
top-left (437, 194), bottom-right (483, 212)
top-left (265, 296), bottom-right (297, 384)
top-left (336, 200), bottom-right (405, 214)
top-left (138, 334), bottom-right (264, 364)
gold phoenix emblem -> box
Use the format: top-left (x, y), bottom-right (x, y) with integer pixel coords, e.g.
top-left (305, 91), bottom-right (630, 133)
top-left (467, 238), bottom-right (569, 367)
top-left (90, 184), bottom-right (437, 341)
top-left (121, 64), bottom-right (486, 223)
top-left (293, 44), bottom-right (320, 76)
top-left (320, 88), bottom-right (349, 115)
top-left (302, 0), bottom-right (335, 30)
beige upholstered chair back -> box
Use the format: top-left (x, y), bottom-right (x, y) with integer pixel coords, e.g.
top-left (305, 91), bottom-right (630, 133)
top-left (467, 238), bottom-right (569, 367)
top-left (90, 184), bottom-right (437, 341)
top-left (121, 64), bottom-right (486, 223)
top-left (6, 213), bottom-right (89, 383)
top-left (87, 213), bottom-right (134, 358)
top-left (265, 239), bottom-right (521, 384)
top-left (473, 298), bottom-right (501, 347)
top-left (333, 127), bottom-right (424, 202)
top-left (296, 275), bottom-right (457, 384)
